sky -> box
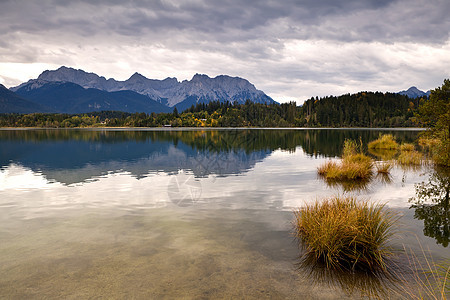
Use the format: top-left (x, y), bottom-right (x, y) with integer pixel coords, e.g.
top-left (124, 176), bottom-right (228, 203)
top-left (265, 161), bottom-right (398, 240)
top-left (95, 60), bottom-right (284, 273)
top-left (0, 0), bottom-right (449, 103)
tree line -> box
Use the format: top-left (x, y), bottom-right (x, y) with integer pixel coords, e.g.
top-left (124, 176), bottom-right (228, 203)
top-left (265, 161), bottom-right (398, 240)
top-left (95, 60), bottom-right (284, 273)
top-left (300, 92), bottom-right (421, 127)
top-left (0, 92), bottom-right (424, 128)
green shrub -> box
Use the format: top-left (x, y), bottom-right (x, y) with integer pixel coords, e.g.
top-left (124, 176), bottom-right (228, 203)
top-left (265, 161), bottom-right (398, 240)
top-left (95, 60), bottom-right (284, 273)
top-left (294, 196), bottom-right (398, 272)
top-left (418, 137), bottom-right (440, 149)
top-left (431, 137), bottom-right (450, 167)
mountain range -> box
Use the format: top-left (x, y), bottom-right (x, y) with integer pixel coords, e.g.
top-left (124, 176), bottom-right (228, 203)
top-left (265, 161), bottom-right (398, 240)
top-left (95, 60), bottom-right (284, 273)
top-left (0, 66), bottom-right (431, 114)
top-left (5, 66), bottom-right (275, 114)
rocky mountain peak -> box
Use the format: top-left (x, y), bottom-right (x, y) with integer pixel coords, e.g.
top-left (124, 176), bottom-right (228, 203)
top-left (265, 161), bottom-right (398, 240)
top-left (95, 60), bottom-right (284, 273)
top-left (191, 73), bottom-right (209, 81)
top-left (12, 66), bottom-right (276, 108)
top-left (398, 86), bottom-right (430, 98)
top-left (37, 66), bottom-right (108, 90)
top-left (127, 72), bottom-right (147, 82)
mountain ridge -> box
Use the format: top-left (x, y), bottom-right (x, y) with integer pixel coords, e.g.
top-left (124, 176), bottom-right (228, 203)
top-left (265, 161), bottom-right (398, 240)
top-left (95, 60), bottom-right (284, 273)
top-left (398, 86), bottom-right (430, 98)
top-left (11, 66), bottom-right (276, 108)
top-left (0, 83), bottom-right (49, 113)
top-left (13, 81), bottom-right (171, 114)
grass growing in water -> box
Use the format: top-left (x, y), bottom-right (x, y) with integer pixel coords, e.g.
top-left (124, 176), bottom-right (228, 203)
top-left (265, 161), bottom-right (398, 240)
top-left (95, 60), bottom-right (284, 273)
top-left (368, 134), bottom-right (399, 150)
top-left (397, 150), bottom-right (423, 165)
top-left (318, 156), bottom-right (373, 180)
top-left (342, 138), bottom-right (360, 157)
top-left (294, 196), bottom-right (398, 273)
top-left (397, 246), bottom-right (450, 299)
top-left (400, 143), bottom-right (415, 152)
top-left (318, 139), bottom-right (374, 181)
top-left (375, 161), bottom-right (393, 174)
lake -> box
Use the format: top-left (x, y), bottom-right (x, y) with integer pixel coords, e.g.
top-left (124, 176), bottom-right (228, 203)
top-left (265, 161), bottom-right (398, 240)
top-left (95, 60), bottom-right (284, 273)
top-left (0, 128), bottom-right (448, 299)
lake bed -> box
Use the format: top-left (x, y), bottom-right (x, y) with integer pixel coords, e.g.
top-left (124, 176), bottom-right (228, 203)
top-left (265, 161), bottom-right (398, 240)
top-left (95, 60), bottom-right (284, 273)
top-left (0, 129), bottom-right (448, 299)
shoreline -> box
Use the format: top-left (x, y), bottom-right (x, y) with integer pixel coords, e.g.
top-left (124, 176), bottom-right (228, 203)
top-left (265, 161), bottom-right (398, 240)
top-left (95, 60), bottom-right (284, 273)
top-left (0, 126), bottom-right (426, 131)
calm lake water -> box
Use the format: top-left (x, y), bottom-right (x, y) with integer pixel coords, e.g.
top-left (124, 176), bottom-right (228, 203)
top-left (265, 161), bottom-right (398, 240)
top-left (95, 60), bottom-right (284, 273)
top-left (0, 128), bottom-right (448, 299)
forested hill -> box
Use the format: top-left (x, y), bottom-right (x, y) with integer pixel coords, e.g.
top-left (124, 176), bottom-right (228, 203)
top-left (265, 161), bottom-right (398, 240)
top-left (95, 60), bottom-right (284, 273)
top-left (298, 92), bottom-right (421, 127)
top-left (0, 91), bottom-right (424, 128)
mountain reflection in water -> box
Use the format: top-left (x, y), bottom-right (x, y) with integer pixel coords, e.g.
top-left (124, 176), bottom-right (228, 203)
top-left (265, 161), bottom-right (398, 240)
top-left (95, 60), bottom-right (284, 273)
top-left (0, 128), bottom-right (419, 184)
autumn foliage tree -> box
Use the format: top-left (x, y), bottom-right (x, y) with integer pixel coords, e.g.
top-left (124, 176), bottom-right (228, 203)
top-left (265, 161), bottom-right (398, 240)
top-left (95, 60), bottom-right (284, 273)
top-left (417, 79), bottom-right (450, 166)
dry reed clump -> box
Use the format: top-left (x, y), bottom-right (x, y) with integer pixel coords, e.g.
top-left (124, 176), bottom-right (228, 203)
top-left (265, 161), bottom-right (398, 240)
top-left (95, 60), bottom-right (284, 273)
top-left (368, 134), bottom-right (399, 150)
top-left (342, 138), bottom-right (359, 157)
top-left (375, 161), bottom-right (393, 174)
top-left (318, 157), bottom-right (373, 180)
top-left (318, 139), bottom-right (374, 181)
top-left (397, 150), bottom-right (423, 165)
top-left (317, 160), bottom-right (338, 176)
top-left (341, 154), bottom-right (374, 179)
top-left (400, 143), bottom-right (415, 152)
top-left (294, 196), bottom-right (398, 273)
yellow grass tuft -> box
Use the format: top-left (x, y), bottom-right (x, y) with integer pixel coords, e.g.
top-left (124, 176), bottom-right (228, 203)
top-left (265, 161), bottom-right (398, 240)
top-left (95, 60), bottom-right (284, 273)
top-left (294, 196), bottom-right (398, 273)
top-left (400, 143), bottom-right (415, 152)
top-left (376, 161), bottom-right (393, 174)
top-left (318, 156), bottom-right (373, 181)
top-left (318, 139), bottom-right (374, 181)
top-left (397, 150), bottom-right (423, 166)
top-left (368, 134), bottom-right (399, 150)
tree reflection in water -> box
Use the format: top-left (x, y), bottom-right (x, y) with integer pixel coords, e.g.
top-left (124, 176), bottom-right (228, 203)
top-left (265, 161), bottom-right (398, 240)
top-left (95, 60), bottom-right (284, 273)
top-left (409, 166), bottom-right (450, 247)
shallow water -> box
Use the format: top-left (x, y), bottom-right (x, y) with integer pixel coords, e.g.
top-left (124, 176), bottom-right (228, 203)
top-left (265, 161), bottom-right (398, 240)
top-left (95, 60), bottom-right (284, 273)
top-left (0, 129), bottom-right (448, 299)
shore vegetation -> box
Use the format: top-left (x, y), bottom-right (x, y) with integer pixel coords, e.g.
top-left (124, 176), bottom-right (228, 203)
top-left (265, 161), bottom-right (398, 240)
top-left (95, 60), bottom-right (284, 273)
top-left (415, 79), bottom-right (450, 166)
top-left (294, 196), bottom-right (397, 273)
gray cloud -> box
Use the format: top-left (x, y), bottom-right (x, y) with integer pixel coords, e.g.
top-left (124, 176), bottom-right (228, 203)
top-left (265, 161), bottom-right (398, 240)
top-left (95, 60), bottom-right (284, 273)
top-left (2, 0), bottom-right (448, 43)
top-left (0, 0), bottom-right (449, 102)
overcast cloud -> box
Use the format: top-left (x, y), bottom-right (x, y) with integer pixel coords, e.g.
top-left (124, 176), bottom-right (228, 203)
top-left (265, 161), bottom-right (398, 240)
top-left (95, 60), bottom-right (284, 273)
top-left (0, 0), bottom-right (449, 102)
